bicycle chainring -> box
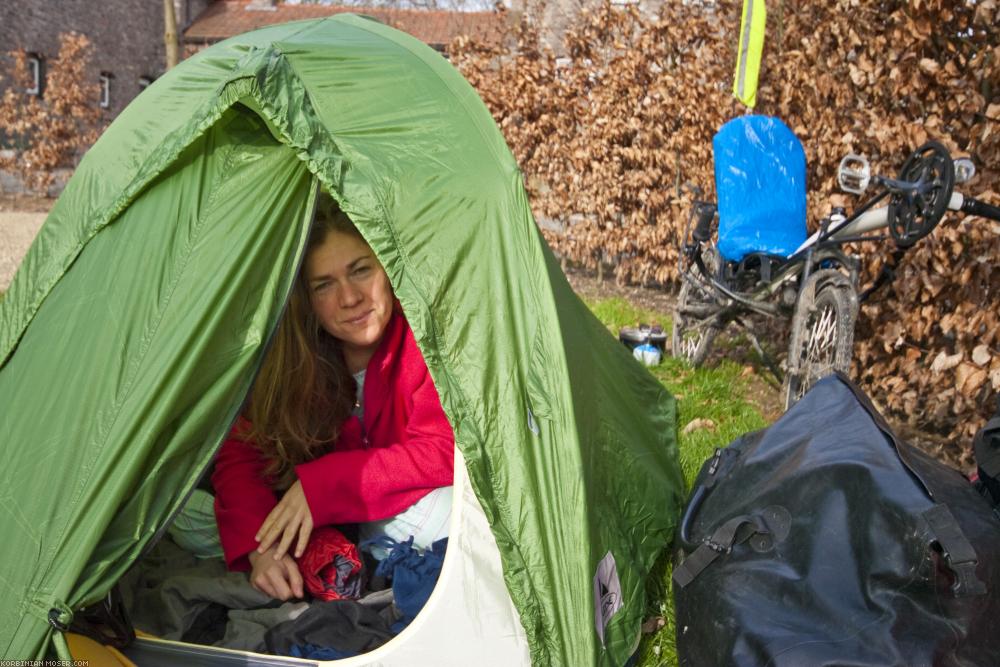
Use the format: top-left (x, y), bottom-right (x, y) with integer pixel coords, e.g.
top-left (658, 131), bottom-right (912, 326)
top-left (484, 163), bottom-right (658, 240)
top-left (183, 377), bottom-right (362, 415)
top-left (886, 141), bottom-right (955, 248)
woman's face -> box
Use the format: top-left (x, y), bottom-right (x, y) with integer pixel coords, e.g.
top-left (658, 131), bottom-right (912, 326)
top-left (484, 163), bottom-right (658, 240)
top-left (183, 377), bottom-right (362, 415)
top-left (305, 229), bottom-right (394, 370)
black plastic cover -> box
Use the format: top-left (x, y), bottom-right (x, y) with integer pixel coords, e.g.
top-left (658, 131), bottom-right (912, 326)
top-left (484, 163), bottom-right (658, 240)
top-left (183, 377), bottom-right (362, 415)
top-left (674, 374), bottom-right (1000, 667)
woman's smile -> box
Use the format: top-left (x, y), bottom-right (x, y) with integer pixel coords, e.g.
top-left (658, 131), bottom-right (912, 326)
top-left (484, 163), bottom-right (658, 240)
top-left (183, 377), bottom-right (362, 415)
top-left (344, 310), bottom-right (373, 326)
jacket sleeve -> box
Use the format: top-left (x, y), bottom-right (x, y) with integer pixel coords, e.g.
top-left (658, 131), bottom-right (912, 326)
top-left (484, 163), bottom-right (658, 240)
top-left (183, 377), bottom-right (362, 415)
top-left (212, 420), bottom-right (278, 571)
top-left (296, 370), bottom-right (455, 526)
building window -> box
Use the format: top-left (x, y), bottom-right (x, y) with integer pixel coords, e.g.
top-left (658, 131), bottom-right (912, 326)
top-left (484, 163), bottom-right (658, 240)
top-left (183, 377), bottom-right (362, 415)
top-left (138, 76), bottom-right (153, 91)
top-left (26, 53), bottom-right (43, 96)
top-left (99, 72), bottom-right (113, 108)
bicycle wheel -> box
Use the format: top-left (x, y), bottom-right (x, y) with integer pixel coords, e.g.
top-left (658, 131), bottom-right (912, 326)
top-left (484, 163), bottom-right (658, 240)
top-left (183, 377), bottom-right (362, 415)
top-left (783, 271), bottom-right (858, 409)
top-left (672, 246), bottom-right (722, 366)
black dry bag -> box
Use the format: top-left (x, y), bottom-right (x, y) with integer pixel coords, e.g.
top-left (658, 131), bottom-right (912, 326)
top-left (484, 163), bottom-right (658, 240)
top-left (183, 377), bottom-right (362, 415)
top-left (973, 399), bottom-right (1000, 507)
top-left (673, 373), bottom-right (1000, 667)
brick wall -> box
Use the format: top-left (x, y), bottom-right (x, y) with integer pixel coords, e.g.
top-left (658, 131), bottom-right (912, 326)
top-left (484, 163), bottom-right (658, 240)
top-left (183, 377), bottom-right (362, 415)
top-left (0, 0), bottom-right (168, 117)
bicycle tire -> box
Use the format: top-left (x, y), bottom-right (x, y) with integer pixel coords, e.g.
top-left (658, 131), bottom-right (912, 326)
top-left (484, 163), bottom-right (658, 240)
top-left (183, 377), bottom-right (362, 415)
top-left (784, 271), bottom-right (858, 409)
top-left (672, 246), bottom-right (722, 366)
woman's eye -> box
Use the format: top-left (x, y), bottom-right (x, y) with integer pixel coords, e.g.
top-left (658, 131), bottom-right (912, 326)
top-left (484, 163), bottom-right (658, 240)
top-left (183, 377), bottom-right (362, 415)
top-left (313, 281), bottom-right (331, 292)
top-left (352, 265), bottom-right (371, 277)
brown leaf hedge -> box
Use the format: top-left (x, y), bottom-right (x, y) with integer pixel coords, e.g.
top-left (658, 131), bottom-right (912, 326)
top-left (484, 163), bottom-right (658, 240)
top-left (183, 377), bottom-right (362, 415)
top-left (452, 0), bottom-right (999, 457)
top-left (0, 33), bottom-right (103, 192)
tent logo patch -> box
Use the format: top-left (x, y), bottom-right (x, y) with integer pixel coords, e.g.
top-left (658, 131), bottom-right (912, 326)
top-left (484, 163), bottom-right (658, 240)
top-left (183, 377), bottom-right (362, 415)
top-left (593, 550), bottom-right (623, 646)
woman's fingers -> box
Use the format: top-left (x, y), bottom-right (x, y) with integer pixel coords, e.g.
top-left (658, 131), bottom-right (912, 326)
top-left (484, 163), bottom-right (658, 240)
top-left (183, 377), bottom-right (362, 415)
top-left (272, 519), bottom-right (298, 562)
top-left (249, 549), bottom-right (303, 601)
top-left (254, 514), bottom-right (269, 543)
top-left (266, 563), bottom-right (292, 600)
top-left (259, 511), bottom-right (307, 560)
top-left (273, 510), bottom-right (313, 561)
top-left (262, 557), bottom-right (301, 601)
top-left (251, 575), bottom-right (275, 598)
top-left (268, 566), bottom-right (293, 601)
top-left (284, 557), bottom-right (305, 599)
top-left (294, 517), bottom-right (313, 559)
top-left (250, 562), bottom-right (277, 599)
top-left (255, 482), bottom-right (315, 563)
top-left (257, 504), bottom-right (293, 554)
top-left (265, 481), bottom-right (314, 560)
top-left (256, 524), bottom-right (281, 555)
top-left (255, 506), bottom-right (281, 552)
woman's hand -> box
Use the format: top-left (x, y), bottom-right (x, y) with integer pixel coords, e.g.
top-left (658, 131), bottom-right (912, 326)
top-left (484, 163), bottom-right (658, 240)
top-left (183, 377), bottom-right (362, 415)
top-left (248, 547), bottom-right (304, 600)
top-left (255, 479), bottom-right (314, 560)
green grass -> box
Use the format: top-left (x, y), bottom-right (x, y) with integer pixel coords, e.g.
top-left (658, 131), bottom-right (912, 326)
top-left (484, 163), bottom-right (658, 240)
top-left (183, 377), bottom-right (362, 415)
top-left (584, 297), bottom-right (770, 666)
top-left (587, 297), bottom-right (669, 332)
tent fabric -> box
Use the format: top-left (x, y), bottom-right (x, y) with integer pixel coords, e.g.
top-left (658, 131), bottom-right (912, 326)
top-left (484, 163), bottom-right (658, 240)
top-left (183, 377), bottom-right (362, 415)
top-left (0, 109), bottom-right (317, 659)
top-left (0, 15), bottom-right (684, 665)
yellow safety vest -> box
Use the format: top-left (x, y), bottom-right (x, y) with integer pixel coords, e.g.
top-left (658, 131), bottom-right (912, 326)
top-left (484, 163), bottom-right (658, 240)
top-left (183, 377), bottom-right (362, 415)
top-left (734, 0), bottom-right (767, 108)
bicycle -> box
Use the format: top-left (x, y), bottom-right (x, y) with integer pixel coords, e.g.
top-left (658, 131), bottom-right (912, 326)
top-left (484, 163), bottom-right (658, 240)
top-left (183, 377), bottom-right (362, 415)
top-left (672, 117), bottom-right (1000, 409)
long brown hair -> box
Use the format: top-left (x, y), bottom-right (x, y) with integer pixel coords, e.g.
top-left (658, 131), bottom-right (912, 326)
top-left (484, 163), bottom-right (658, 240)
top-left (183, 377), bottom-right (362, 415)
top-left (244, 194), bottom-right (363, 490)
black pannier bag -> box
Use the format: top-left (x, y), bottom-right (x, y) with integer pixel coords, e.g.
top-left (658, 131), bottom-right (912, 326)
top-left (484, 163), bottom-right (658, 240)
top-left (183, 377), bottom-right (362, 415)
top-left (673, 373), bottom-right (1000, 667)
top-left (973, 400), bottom-right (1000, 507)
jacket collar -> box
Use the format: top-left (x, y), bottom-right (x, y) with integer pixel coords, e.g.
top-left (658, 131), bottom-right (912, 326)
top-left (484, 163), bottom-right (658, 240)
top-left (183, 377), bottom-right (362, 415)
top-left (359, 305), bottom-right (405, 431)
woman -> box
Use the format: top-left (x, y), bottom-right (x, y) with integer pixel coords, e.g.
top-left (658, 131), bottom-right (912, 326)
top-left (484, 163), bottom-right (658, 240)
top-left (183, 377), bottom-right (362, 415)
top-left (213, 194), bottom-right (454, 601)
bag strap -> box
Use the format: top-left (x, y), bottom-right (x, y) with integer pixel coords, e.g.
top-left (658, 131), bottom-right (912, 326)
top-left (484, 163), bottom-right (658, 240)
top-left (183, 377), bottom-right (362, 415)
top-left (673, 514), bottom-right (767, 589)
top-left (677, 450), bottom-right (722, 551)
top-left (922, 504), bottom-right (987, 597)
top-left (678, 444), bottom-right (749, 551)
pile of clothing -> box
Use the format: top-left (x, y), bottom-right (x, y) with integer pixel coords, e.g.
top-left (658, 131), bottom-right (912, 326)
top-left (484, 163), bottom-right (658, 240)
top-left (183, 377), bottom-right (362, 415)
top-left (122, 526), bottom-right (447, 659)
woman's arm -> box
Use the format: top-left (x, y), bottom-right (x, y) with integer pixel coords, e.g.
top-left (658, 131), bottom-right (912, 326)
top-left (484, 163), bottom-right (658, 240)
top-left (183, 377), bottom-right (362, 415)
top-left (212, 420), bottom-right (279, 571)
top-left (295, 370), bottom-right (455, 527)
top-left (255, 315), bottom-right (455, 560)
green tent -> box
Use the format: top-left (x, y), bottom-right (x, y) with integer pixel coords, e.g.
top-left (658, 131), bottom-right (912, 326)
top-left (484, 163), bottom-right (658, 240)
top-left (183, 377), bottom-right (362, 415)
top-left (0, 15), bottom-right (683, 665)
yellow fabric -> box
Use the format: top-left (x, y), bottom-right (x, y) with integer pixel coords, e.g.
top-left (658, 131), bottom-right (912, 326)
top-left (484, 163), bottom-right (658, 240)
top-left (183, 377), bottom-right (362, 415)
top-left (733, 0), bottom-right (767, 107)
top-left (65, 633), bottom-right (137, 667)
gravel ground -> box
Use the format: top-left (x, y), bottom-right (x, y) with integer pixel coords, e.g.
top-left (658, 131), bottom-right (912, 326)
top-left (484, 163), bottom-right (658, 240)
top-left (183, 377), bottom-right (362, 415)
top-left (0, 194), bottom-right (52, 291)
top-left (0, 210), bottom-right (47, 291)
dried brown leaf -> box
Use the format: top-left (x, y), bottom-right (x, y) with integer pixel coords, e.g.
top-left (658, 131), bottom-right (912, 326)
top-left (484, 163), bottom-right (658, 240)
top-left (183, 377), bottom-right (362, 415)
top-left (683, 418), bottom-right (717, 435)
top-left (972, 345), bottom-right (992, 367)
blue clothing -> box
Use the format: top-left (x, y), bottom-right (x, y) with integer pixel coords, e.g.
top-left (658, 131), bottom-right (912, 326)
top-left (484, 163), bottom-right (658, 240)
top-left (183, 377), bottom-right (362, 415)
top-left (368, 536), bottom-right (448, 632)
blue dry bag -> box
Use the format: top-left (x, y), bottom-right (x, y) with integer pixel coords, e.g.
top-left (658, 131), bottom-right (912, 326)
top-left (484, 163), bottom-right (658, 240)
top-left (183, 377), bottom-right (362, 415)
top-left (713, 115), bottom-right (807, 262)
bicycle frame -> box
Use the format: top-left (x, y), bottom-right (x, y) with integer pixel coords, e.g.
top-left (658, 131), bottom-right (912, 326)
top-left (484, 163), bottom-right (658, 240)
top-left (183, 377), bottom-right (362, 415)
top-left (684, 168), bottom-right (972, 321)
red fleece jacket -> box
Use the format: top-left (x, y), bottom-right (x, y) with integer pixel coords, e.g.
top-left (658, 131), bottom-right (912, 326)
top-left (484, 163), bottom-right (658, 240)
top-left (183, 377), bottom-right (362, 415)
top-left (213, 311), bottom-right (455, 571)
